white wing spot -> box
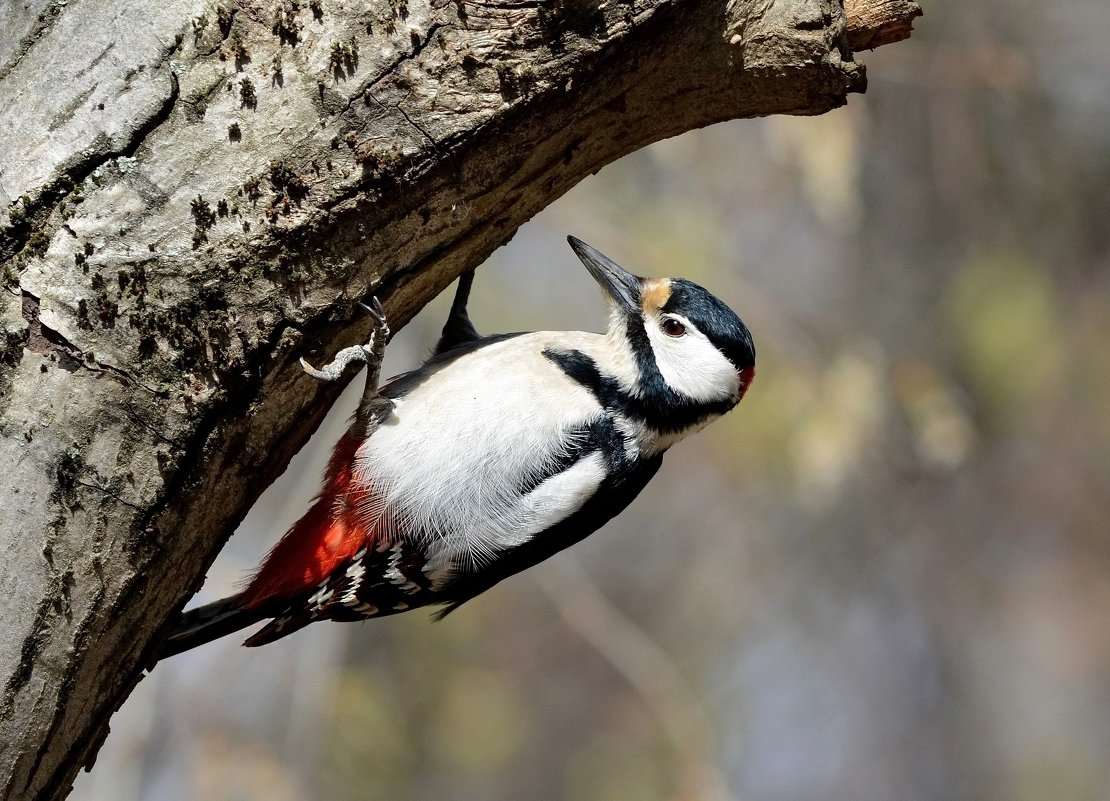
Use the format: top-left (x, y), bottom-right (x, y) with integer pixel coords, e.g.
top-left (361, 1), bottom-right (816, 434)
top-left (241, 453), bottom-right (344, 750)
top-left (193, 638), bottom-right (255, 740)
top-left (308, 583), bottom-right (332, 610)
top-left (383, 542), bottom-right (423, 594)
top-left (341, 559), bottom-right (367, 606)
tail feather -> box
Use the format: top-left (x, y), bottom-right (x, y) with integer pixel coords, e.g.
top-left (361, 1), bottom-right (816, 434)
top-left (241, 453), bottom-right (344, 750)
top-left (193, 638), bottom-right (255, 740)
top-left (434, 271), bottom-right (480, 355)
top-left (161, 428), bottom-right (375, 659)
top-left (159, 596), bottom-right (266, 659)
top-left (238, 432), bottom-right (371, 608)
top-left (242, 611), bottom-right (314, 648)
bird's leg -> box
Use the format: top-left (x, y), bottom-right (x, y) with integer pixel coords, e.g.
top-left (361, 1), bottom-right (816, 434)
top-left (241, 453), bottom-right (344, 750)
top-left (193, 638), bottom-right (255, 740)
top-left (433, 271), bottom-right (481, 355)
top-left (300, 297), bottom-right (395, 438)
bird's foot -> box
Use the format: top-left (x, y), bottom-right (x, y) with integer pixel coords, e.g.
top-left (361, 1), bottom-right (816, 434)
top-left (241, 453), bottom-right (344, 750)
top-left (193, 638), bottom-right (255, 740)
top-left (300, 297), bottom-right (395, 437)
top-left (299, 298), bottom-right (390, 381)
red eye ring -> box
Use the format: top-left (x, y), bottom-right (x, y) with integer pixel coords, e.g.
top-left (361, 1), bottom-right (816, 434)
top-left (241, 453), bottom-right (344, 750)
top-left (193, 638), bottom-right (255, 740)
top-left (661, 318), bottom-right (686, 337)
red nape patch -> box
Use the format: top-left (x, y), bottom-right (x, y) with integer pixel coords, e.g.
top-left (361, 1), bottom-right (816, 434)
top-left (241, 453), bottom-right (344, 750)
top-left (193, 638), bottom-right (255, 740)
top-left (737, 366), bottom-right (755, 402)
top-left (240, 432), bottom-right (374, 608)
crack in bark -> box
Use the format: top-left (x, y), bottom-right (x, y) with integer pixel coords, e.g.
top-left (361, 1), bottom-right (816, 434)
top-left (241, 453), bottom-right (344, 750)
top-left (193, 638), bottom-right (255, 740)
top-left (395, 102), bottom-right (440, 150)
top-left (19, 291), bottom-right (158, 392)
top-left (21, 292), bottom-right (82, 372)
top-left (0, 1), bottom-right (68, 84)
top-left (122, 404), bottom-right (186, 449)
top-left (93, 363), bottom-right (166, 397)
top-left (344, 22), bottom-right (448, 115)
top-left (74, 480), bottom-right (142, 512)
top-left (1, 66), bottom-right (180, 265)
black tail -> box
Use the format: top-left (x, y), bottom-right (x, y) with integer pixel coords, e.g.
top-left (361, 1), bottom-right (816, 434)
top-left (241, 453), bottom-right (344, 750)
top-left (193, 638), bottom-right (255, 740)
top-left (433, 271), bottom-right (481, 355)
top-left (158, 596), bottom-right (267, 659)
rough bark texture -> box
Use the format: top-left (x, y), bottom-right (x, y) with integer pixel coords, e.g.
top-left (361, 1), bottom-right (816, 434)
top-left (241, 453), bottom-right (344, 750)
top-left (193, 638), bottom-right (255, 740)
top-left (0, 0), bottom-right (918, 798)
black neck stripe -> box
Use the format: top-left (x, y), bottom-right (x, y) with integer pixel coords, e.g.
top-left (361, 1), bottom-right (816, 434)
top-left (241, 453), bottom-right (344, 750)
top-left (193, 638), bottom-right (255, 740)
top-left (543, 347), bottom-right (734, 433)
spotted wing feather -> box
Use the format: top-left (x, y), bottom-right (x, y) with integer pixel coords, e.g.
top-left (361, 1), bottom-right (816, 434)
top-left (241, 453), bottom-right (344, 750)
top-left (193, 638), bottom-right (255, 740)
top-left (242, 539), bottom-right (439, 646)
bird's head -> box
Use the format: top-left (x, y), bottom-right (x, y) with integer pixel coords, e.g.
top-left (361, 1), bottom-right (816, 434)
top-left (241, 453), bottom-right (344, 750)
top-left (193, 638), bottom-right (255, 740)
top-left (568, 236), bottom-right (755, 410)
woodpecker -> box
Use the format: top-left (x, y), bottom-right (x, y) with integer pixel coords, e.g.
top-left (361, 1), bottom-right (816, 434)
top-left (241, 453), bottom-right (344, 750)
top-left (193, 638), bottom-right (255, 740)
top-left (160, 236), bottom-right (755, 657)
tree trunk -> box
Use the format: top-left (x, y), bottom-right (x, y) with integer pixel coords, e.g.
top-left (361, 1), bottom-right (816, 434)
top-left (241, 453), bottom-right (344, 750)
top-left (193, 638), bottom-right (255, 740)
top-left (0, 0), bottom-right (917, 798)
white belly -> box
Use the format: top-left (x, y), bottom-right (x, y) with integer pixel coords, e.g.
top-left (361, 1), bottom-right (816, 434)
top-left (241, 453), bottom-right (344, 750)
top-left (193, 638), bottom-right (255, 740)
top-left (351, 333), bottom-right (611, 575)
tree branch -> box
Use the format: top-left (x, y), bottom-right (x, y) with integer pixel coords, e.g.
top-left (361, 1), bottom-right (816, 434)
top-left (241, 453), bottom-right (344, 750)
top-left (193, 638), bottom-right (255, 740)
top-left (0, 0), bottom-right (919, 798)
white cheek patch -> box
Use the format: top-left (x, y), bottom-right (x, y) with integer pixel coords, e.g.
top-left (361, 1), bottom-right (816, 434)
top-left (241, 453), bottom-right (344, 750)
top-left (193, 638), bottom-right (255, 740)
top-left (644, 316), bottom-right (740, 404)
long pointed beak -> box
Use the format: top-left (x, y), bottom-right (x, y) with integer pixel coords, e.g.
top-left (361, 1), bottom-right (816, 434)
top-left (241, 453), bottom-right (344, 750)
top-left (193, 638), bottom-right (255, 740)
top-left (567, 236), bottom-right (642, 313)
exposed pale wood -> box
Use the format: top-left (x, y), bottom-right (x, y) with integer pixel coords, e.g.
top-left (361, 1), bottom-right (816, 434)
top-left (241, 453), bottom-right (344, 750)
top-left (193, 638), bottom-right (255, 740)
top-left (0, 0), bottom-right (917, 798)
top-left (845, 0), bottom-right (923, 51)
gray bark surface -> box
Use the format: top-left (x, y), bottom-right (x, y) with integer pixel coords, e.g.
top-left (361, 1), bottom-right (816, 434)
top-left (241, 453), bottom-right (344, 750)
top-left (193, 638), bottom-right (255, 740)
top-left (0, 0), bottom-right (916, 798)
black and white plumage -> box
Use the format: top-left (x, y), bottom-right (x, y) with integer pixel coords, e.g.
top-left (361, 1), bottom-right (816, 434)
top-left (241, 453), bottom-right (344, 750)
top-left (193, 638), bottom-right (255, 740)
top-left (160, 236), bottom-right (755, 657)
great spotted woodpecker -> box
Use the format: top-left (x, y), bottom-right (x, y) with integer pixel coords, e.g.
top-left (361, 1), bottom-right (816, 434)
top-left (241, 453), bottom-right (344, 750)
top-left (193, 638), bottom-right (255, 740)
top-left (160, 237), bottom-right (755, 657)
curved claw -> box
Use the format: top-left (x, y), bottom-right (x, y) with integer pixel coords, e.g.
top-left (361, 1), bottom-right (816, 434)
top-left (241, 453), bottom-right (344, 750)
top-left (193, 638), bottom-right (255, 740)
top-left (299, 356), bottom-right (327, 379)
top-left (358, 297), bottom-right (390, 339)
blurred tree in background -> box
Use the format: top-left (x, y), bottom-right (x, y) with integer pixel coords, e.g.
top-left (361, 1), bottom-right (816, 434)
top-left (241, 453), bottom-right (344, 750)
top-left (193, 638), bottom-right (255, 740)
top-left (76, 1), bottom-right (1110, 799)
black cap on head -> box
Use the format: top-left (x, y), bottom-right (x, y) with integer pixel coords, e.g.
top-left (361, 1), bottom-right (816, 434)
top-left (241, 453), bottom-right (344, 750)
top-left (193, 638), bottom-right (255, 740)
top-left (663, 278), bottom-right (755, 371)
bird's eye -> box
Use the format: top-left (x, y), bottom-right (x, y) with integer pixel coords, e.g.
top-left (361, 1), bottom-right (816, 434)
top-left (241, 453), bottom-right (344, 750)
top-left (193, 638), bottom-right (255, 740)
top-left (661, 318), bottom-right (686, 337)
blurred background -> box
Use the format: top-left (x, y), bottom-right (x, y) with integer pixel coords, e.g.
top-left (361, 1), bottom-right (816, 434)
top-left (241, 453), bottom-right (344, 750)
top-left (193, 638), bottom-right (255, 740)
top-left (74, 2), bottom-right (1110, 800)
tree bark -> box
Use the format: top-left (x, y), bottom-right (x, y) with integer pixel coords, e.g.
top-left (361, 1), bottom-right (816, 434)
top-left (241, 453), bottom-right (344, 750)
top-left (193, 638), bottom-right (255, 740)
top-left (0, 0), bottom-right (918, 798)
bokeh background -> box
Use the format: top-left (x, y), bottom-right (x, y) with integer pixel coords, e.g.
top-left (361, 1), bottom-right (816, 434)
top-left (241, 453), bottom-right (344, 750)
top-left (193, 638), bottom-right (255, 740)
top-left (74, 3), bottom-right (1110, 800)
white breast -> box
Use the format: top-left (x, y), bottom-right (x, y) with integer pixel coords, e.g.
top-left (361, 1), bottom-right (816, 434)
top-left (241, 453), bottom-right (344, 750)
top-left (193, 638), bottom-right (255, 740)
top-left (352, 332), bottom-right (611, 578)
